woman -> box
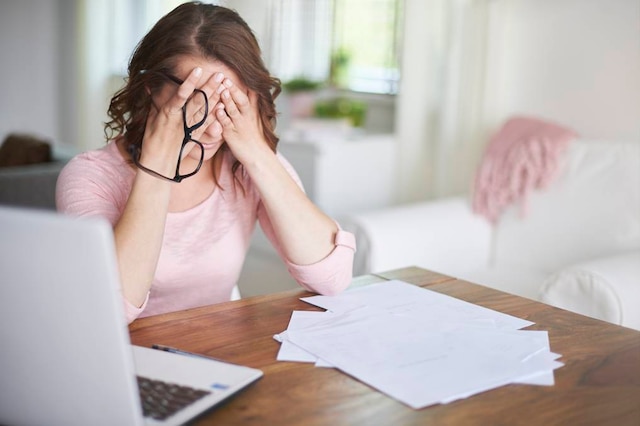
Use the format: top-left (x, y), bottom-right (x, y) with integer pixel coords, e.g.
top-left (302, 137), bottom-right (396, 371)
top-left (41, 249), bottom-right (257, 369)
top-left (56, 2), bottom-right (356, 323)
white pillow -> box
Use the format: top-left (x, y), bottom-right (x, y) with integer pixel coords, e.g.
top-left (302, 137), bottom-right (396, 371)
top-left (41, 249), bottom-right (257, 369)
top-left (494, 140), bottom-right (640, 273)
top-left (539, 251), bottom-right (640, 330)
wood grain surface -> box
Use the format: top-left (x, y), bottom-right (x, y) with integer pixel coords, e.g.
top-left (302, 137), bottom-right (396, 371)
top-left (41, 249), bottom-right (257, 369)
top-left (129, 267), bottom-right (640, 426)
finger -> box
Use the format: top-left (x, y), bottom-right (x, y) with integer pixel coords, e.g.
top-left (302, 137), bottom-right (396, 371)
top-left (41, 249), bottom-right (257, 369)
top-left (220, 88), bottom-right (241, 119)
top-left (215, 103), bottom-right (233, 129)
top-left (185, 72), bottom-right (224, 127)
top-left (221, 78), bottom-right (251, 114)
top-left (201, 72), bottom-right (224, 104)
top-left (169, 67), bottom-right (203, 110)
top-left (207, 120), bottom-right (223, 137)
top-left (194, 102), bottom-right (226, 138)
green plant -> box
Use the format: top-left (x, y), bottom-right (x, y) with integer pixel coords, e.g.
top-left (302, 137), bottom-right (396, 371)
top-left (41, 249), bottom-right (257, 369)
top-left (282, 77), bottom-right (323, 93)
top-left (314, 98), bottom-right (367, 128)
top-left (329, 48), bottom-right (351, 88)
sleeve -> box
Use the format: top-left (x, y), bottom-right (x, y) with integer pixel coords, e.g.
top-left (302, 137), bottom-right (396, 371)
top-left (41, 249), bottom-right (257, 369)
top-left (56, 153), bottom-right (149, 323)
top-left (123, 293), bottom-right (149, 324)
top-left (55, 155), bottom-right (124, 226)
top-left (283, 225), bottom-right (357, 295)
top-left (257, 153), bottom-right (357, 296)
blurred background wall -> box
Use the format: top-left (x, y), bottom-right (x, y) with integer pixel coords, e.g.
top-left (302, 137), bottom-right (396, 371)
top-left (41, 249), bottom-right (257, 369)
top-left (1, 0), bottom-right (638, 204)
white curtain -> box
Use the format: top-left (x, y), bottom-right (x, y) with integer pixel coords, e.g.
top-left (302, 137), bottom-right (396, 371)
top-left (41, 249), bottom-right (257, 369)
top-left (433, 0), bottom-right (494, 198)
top-left (395, 0), bottom-right (506, 202)
top-left (265, 0), bottom-right (333, 83)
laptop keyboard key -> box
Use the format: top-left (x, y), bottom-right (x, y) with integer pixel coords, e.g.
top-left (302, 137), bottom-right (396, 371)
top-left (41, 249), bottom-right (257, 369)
top-left (137, 376), bottom-right (212, 420)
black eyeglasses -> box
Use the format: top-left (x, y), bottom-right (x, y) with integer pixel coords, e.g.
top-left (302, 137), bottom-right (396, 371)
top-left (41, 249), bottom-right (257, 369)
top-left (128, 71), bottom-right (209, 183)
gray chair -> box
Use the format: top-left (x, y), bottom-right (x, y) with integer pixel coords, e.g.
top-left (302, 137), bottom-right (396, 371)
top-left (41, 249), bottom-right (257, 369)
top-left (0, 160), bottom-right (67, 210)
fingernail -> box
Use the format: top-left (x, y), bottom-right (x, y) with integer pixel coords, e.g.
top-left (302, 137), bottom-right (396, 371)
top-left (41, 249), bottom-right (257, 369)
top-left (222, 90), bottom-right (230, 99)
top-left (215, 102), bottom-right (225, 110)
top-left (214, 73), bottom-right (224, 82)
top-left (224, 79), bottom-right (233, 87)
top-left (194, 67), bottom-right (202, 77)
top-left (216, 85), bottom-right (225, 94)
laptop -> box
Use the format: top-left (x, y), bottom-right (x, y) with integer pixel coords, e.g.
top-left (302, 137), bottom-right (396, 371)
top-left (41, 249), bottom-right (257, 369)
top-left (0, 206), bottom-right (262, 426)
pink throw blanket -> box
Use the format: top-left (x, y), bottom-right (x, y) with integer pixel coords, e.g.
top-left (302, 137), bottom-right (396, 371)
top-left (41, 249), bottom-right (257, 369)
top-left (472, 116), bottom-right (577, 224)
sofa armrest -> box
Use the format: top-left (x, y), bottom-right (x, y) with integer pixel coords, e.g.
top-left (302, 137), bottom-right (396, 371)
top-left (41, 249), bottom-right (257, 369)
top-left (540, 250), bottom-right (640, 330)
top-left (341, 197), bottom-right (492, 276)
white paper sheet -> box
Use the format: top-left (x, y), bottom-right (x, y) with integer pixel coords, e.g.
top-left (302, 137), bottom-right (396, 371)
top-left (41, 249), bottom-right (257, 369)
top-left (274, 280), bottom-right (563, 408)
top-left (275, 311), bottom-right (337, 366)
top-left (301, 280), bottom-right (535, 330)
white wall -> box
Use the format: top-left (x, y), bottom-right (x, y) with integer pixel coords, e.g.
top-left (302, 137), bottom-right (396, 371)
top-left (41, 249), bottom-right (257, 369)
top-left (0, 1), bottom-right (59, 146)
top-left (396, 0), bottom-right (640, 203)
top-left (487, 0), bottom-right (640, 142)
top-left (0, 0), bottom-right (79, 151)
top-left (2, 0), bottom-right (638, 160)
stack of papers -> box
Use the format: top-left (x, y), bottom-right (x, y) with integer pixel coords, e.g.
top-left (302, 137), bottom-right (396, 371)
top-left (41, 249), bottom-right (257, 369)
top-left (274, 280), bottom-right (563, 409)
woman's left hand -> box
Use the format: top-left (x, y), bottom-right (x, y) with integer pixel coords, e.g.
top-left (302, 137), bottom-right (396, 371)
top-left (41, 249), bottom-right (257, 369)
top-left (215, 78), bottom-right (270, 164)
top-left (215, 78), bottom-right (340, 269)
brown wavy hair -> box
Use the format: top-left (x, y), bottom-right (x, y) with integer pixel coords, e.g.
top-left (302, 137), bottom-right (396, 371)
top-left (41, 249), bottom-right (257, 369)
top-left (105, 2), bottom-right (281, 186)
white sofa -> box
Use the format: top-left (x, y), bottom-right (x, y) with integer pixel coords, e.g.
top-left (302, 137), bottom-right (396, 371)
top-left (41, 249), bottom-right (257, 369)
top-left (341, 140), bottom-right (640, 330)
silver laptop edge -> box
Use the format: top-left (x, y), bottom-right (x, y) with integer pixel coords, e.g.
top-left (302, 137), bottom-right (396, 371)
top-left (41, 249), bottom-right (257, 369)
top-left (0, 206), bottom-right (262, 426)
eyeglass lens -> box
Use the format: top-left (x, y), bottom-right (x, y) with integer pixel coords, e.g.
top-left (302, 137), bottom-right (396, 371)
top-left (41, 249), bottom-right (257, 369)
top-left (176, 140), bottom-right (204, 179)
top-left (184, 90), bottom-right (208, 130)
top-left (129, 71), bottom-right (209, 182)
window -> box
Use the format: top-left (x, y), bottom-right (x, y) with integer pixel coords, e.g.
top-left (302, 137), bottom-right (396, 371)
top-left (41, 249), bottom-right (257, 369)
top-left (331, 0), bottom-right (402, 94)
top-left (106, 0), bottom-right (401, 94)
top-left (267, 0), bottom-right (402, 95)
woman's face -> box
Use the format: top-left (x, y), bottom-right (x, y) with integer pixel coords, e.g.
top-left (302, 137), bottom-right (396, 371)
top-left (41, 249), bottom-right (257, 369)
top-left (157, 55), bottom-right (249, 164)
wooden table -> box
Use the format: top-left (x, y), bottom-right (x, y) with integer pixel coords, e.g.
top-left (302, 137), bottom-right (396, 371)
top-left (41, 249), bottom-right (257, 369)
top-left (129, 267), bottom-right (640, 425)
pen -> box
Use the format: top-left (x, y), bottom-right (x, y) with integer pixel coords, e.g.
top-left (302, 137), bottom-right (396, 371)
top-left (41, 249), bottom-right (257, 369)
top-left (151, 344), bottom-right (221, 362)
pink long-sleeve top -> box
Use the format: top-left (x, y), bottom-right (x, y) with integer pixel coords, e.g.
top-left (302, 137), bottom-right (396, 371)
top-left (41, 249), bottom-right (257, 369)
top-left (56, 141), bottom-right (356, 323)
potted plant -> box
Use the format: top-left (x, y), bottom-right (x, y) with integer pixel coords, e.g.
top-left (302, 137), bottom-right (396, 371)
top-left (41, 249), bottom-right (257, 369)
top-left (314, 98), bottom-right (367, 128)
top-left (282, 77), bottom-right (322, 93)
top-left (282, 77), bottom-right (323, 119)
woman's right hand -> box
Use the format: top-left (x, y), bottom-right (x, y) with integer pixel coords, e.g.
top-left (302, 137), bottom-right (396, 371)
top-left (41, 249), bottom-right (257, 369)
top-left (138, 67), bottom-right (204, 177)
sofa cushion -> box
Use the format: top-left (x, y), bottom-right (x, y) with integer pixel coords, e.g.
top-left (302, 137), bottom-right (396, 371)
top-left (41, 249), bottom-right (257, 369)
top-left (455, 264), bottom-right (548, 301)
top-left (539, 251), bottom-right (640, 330)
top-left (493, 140), bottom-right (640, 273)
top-left (342, 197), bottom-right (492, 277)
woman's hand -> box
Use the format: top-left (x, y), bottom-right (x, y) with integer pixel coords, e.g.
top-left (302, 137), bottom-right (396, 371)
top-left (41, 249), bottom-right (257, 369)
top-left (138, 67), bottom-right (203, 176)
top-left (214, 78), bottom-right (270, 164)
top-left (212, 77), bottom-right (338, 267)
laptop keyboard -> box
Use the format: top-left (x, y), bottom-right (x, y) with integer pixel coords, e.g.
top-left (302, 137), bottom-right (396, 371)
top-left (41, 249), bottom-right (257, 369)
top-left (137, 376), bottom-right (211, 421)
